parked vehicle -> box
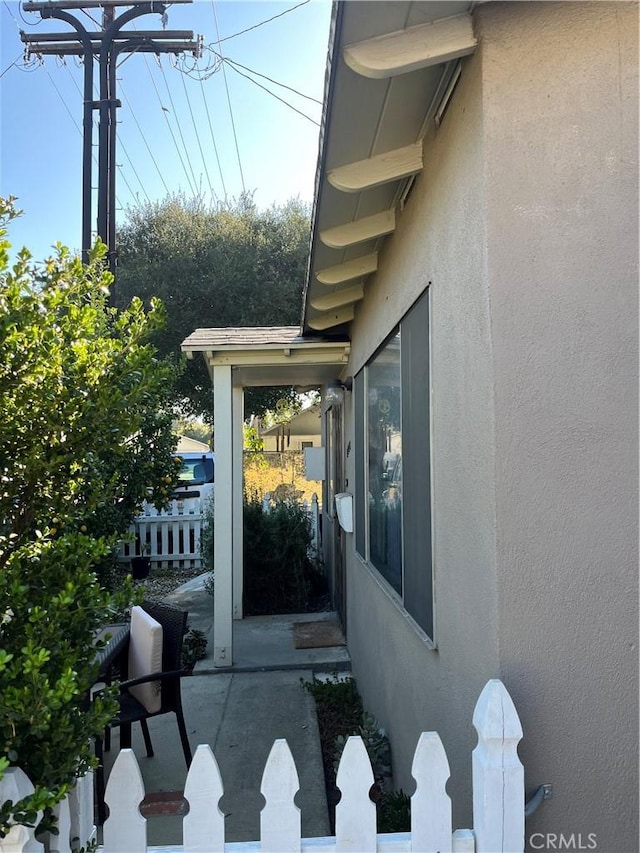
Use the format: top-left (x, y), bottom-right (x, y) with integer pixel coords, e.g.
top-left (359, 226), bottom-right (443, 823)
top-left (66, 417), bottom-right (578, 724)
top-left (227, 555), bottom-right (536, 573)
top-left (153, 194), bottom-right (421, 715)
top-left (173, 451), bottom-right (215, 505)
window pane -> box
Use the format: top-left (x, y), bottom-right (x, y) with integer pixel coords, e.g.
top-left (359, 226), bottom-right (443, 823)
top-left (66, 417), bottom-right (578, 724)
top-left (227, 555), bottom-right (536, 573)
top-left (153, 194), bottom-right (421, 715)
top-left (354, 371), bottom-right (366, 558)
top-left (367, 331), bottom-right (402, 594)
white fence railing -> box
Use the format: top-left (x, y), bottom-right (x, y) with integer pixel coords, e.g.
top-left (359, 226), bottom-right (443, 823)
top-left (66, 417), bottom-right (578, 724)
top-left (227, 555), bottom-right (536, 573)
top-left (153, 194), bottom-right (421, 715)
top-left (0, 680), bottom-right (524, 853)
top-left (119, 492), bottom-right (319, 572)
top-left (120, 497), bottom-right (205, 570)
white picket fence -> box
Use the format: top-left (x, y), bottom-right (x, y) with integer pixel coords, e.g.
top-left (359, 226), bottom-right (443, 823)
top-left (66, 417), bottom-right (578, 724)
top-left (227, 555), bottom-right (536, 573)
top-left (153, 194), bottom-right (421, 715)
top-left (0, 680), bottom-right (524, 853)
top-left (120, 497), bottom-right (205, 570)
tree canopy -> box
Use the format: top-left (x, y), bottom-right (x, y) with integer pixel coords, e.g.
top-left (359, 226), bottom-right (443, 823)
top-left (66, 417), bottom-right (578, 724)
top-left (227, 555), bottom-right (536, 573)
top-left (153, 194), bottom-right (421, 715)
top-left (115, 194), bottom-right (311, 419)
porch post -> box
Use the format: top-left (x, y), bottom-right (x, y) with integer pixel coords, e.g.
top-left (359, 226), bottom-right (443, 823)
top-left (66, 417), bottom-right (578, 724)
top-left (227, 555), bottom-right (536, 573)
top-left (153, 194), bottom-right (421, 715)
top-left (232, 385), bottom-right (244, 619)
top-left (213, 365), bottom-right (233, 666)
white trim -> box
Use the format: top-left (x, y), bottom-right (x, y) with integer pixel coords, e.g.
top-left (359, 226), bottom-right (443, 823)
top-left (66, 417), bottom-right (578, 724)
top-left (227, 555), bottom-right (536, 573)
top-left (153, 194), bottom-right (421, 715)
top-left (343, 13), bottom-right (477, 79)
top-left (307, 304), bottom-right (355, 331)
top-left (316, 253), bottom-right (378, 285)
top-left (320, 209), bottom-right (396, 250)
top-left (327, 142), bottom-right (423, 193)
top-left (310, 282), bottom-right (365, 312)
top-left (213, 365), bottom-right (233, 667)
top-left (232, 384), bottom-right (244, 621)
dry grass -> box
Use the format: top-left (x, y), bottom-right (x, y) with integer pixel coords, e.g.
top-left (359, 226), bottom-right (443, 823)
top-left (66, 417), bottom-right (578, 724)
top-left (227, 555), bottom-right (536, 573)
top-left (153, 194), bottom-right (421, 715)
top-left (243, 451), bottom-right (322, 505)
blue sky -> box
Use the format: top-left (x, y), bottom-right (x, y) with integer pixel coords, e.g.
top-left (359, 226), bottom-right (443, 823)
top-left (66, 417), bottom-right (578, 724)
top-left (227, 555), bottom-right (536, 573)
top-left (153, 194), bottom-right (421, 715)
top-left (0, 0), bottom-right (331, 260)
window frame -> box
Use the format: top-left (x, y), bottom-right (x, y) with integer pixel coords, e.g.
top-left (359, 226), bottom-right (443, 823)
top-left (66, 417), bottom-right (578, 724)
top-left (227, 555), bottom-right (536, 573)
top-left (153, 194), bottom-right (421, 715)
top-left (354, 289), bottom-right (434, 642)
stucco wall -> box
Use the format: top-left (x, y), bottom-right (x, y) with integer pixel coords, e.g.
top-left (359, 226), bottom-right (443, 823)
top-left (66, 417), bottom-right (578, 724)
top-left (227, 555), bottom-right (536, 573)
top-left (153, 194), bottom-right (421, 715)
top-left (341, 1), bottom-right (638, 844)
top-left (479, 3), bottom-right (639, 849)
top-left (344, 41), bottom-right (501, 825)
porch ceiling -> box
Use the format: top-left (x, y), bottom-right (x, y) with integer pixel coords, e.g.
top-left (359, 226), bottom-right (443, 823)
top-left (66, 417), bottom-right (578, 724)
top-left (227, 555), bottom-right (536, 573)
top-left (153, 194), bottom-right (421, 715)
top-left (302, 0), bottom-right (476, 334)
top-left (181, 326), bottom-right (350, 389)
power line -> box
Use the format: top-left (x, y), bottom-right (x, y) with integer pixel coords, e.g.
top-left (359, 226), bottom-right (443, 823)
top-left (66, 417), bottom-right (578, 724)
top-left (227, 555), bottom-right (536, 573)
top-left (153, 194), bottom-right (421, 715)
top-left (211, 0), bottom-right (245, 193)
top-left (198, 68), bottom-right (227, 201)
top-left (45, 67), bottom-right (81, 134)
top-left (119, 83), bottom-right (171, 196)
top-left (157, 55), bottom-right (200, 195)
top-left (177, 61), bottom-right (216, 203)
top-left (217, 0), bottom-right (311, 45)
top-left (128, 31), bottom-right (198, 197)
top-left (221, 54), bottom-right (322, 106)
top-left (222, 58), bottom-right (319, 127)
top-left (0, 52), bottom-right (24, 79)
top-left (66, 61), bottom-right (150, 206)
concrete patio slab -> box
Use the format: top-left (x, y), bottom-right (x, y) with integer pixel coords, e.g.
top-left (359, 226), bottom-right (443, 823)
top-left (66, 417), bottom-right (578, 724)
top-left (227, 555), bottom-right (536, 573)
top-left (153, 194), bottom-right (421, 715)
top-left (100, 574), bottom-right (349, 846)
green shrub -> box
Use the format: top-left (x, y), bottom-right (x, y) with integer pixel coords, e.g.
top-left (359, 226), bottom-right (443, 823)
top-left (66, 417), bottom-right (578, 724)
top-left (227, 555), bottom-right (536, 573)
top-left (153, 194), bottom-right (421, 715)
top-left (0, 197), bottom-right (181, 835)
top-left (303, 673), bottom-right (409, 833)
top-left (377, 789), bottom-right (411, 833)
top-left (181, 627), bottom-right (208, 672)
top-left (243, 496), bottom-right (316, 615)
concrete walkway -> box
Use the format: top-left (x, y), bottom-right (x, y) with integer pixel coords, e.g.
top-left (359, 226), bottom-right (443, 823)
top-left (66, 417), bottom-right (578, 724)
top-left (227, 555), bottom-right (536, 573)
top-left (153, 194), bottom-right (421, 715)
top-left (102, 575), bottom-right (351, 847)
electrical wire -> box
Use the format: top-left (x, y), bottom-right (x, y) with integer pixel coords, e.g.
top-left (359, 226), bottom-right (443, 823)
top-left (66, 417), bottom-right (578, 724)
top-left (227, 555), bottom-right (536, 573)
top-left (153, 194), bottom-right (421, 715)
top-left (157, 55), bottom-right (200, 195)
top-left (198, 68), bottom-right (227, 201)
top-left (2, 0), bottom-right (19, 28)
top-left (119, 83), bottom-right (171, 195)
top-left (177, 62), bottom-right (216, 204)
top-left (216, 0), bottom-right (311, 45)
top-left (211, 0), bottom-right (245, 193)
top-left (221, 54), bottom-right (322, 106)
top-left (222, 59), bottom-right (319, 127)
top-left (136, 49), bottom-right (196, 195)
top-left (0, 52), bottom-right (23, 79)
top-left (46, 68), bottom-right (82, 134)
top-left (66, 62), bottom-right (150, 205)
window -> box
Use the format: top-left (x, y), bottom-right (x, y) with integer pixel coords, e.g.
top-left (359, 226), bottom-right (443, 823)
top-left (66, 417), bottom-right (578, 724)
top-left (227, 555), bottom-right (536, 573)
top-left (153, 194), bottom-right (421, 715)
top-left (354, 290), bottom-right (433, 638)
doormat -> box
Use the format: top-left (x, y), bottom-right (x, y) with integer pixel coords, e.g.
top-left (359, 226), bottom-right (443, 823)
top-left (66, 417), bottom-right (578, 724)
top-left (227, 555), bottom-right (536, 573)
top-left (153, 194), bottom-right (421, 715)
top-left (293, 620), bottom-right (346, 649)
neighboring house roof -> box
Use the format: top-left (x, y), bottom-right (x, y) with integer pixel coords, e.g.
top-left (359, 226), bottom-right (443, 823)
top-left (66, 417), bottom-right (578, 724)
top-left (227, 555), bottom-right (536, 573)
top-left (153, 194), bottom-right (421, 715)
top-left (175, 435), bottom-right (210, 453)
top-left (259, 404), bottom-right (321, 438)
top-left (303, 1), bottom-right (475, 334)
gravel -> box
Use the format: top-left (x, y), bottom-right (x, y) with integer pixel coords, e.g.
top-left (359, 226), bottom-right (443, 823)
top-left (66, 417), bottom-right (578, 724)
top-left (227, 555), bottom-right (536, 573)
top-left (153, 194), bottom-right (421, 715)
top-left (129, 566), bottom-right (206, 600)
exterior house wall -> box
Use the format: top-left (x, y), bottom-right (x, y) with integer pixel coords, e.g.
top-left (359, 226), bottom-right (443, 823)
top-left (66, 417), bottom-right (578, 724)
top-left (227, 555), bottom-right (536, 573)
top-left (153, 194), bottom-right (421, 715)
top-left (340, 1), bottom-right (638, 844)
top-left (344, 41), bottom-right (501, 823)
top-left (478, 3), bottom-right (639, 848)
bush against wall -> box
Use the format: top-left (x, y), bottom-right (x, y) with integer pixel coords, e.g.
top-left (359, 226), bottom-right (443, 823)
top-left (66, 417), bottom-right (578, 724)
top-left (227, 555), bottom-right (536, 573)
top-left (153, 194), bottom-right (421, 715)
top-left (0, 198), bottom-right (180, 834)
top-left (242, 497), bottom-right (325, 615)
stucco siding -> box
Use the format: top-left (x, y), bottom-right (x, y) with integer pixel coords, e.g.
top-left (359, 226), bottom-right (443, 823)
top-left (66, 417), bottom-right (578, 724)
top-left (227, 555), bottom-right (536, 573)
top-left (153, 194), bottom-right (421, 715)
top-left (479, 3), bottom-right (638, 848)
top-left (339, 1), bottom-right (637, 844)
top-left (344, 43), bottom-right (500, 826)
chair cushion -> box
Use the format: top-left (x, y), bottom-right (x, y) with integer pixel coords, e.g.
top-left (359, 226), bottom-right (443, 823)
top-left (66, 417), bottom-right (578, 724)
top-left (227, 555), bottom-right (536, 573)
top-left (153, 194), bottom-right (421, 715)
top-left (128, 605), bottom-right (163, 713)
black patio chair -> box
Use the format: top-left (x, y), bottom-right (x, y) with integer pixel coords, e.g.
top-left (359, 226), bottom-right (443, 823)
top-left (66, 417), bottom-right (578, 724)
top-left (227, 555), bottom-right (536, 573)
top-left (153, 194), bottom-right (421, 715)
top-left (95, 599), bottom-right (192, 823)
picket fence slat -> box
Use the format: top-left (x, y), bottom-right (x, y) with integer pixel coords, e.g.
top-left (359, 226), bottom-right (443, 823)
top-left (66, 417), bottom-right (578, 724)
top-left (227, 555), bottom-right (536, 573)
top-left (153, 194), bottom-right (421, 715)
top-left (335, 736), bottom-right (376, 853)
top-left (48, 796), bottom-right (71, 853)
top-left (411, 732), bottom-right (452, 853)
top-left (183, 745), bottom-right (224, 853)
top-left (452, 829), bottom-right (476, 852)
top-left (0, 767), bottom-right (43, 853)
top-left (260, 739), bottom-right (301, 853)
top-left (2, 680), bottom-right (525, 853)
top-left (472, 680), bottom-right (524, 853)
top-left (103, 749), bottom-right (146, 853)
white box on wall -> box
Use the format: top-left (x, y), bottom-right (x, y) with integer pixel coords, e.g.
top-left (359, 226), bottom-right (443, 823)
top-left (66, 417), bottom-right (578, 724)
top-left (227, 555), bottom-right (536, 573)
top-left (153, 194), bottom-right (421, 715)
top-left (304, 447), bottom-right (325, 480)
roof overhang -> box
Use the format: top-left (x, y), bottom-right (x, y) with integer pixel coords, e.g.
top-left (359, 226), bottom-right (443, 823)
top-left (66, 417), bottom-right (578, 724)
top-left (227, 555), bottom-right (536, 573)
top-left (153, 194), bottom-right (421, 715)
top-left (302, 0), bottom-right (477, 334)
top-left (181, 326), bottom-right (350, 389)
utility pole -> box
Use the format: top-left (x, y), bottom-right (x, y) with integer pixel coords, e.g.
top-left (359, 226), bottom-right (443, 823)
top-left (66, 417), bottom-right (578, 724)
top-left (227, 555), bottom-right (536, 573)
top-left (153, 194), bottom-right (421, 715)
top-left (21, 0), bottom-right (201, 300)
